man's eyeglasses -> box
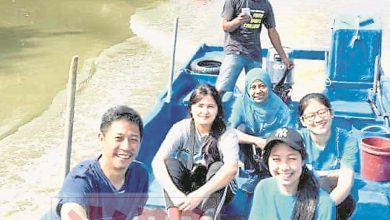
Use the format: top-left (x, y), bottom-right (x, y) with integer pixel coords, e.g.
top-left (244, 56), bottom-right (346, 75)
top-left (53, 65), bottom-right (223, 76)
top-left (301, 108), bottom-right (331, 122)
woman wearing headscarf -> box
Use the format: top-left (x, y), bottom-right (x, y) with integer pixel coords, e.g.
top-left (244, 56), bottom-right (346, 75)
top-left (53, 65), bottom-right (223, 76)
top-left (229, 68), bottom-right (292, 193)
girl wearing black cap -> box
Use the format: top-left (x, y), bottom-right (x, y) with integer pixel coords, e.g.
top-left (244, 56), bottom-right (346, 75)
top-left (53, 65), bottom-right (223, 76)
top-left (249, 127), bottom-right (335, 220)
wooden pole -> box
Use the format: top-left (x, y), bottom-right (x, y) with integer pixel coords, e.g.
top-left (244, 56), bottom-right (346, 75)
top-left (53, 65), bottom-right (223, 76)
top-left (167, 17), bottom-right (179, 103)
top-left (64, 56), bottom-right (78, 178)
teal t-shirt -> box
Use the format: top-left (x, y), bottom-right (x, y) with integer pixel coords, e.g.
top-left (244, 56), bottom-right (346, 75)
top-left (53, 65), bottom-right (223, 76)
top-left (249, 177), bottom-right (335, 220)
top-left (299, 126), bottom-right (359, 171)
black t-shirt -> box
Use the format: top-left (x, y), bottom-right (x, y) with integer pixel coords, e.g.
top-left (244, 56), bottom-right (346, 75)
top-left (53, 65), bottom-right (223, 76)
top-left (222, 0), bottom-right (276, 60)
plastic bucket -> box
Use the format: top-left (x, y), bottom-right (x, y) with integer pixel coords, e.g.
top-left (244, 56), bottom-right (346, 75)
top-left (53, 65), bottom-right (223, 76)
top-left (360, 137), bottom-right (390, 181)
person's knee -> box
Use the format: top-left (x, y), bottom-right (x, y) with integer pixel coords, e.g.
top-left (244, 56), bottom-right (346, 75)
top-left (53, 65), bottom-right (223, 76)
top-left (164, 158), bottom-right (186, 176)
top-left (207, 161), bottom-right (224, 180)
top-left (165, 158), bottom-right (181, 168)
top-left (165, 158), bottom-right (191, 192)
top-left (209, 161), bottom-right (224, 170)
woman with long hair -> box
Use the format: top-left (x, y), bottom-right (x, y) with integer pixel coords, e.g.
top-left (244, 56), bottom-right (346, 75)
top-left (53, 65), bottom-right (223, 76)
top-left (298, 93), bottom-right (359, 219)
top-left (249, 127), bottom-right (335, 220)
top-left (152, 84), bottom-right (239, 220)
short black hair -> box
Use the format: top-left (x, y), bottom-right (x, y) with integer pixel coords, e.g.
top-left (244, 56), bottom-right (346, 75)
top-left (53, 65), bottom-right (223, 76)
top-left (100, 105), bottom-right (143, 138)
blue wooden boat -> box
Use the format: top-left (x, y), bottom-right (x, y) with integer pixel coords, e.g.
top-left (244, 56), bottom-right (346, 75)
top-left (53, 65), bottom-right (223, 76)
top-left (138, 14), bottom-right (390, 219)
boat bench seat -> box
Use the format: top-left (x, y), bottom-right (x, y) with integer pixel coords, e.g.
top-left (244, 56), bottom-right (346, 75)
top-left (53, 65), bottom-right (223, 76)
top-left (332, 100), bottom-right (376, 119)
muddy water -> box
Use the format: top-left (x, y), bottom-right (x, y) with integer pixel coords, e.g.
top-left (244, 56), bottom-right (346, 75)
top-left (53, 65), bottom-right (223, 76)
top-left (0, 0), bottom-right (389, 219)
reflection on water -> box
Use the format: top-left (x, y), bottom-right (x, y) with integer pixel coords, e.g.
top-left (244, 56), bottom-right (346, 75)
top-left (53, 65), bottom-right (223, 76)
top-left (0, 0), bottom-right (154, 139)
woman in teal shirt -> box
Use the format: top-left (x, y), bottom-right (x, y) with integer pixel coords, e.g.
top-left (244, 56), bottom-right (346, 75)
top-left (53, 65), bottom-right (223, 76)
top-left (249, 127), bottom-right (335, 220)
top-left (298, 93), bottom-right (358, 219)
top-left (229, 68), bottom-right (291, 192)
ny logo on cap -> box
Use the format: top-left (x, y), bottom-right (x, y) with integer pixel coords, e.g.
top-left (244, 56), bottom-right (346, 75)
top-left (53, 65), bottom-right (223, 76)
top-left (275, 128), bottom-right (288, 138)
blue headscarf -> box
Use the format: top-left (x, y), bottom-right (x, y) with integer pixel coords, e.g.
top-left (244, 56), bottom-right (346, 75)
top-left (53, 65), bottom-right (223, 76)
top-left (234, 68), bottom-right (291, 136)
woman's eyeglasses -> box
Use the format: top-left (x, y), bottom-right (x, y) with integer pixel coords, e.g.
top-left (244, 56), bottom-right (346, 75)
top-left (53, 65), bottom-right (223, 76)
top-left (301, 108), bottom-right (331, 122)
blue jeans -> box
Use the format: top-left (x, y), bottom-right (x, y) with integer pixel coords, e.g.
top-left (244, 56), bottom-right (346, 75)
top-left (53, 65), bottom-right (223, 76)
top-left (216, 54), bottom-right (262, 92)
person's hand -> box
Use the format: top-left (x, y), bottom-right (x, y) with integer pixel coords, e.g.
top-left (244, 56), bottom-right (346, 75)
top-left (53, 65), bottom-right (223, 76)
top-left (253, 137), bottom-right (266, 150)
top-left (178, 190), bottom-right (205, 211)
top-left (282, 57), bottom-right (294, 69)
top-left (237, 13), bottom-right (251, 24)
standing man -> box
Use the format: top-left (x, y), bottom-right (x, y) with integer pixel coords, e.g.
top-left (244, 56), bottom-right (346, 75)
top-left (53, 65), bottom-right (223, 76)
top-left (216, 0), bottom-right (294, 96)
top-left (56, 105), bottom-right (149, 220)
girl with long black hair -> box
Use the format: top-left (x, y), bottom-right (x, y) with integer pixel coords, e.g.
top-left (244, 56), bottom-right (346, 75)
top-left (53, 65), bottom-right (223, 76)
top-left (152, 84), bottom-right (239, 220)
top-left (249, 127), bottom-right (335, 220)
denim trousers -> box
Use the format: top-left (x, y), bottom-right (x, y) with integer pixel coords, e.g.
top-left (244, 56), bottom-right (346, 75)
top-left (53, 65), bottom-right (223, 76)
top-left (216, 54), bottom-right (262, 92)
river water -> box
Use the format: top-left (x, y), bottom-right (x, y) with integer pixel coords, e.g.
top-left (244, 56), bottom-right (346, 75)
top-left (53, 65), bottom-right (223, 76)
top-left (0, 0), bottom-right (389, 219)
